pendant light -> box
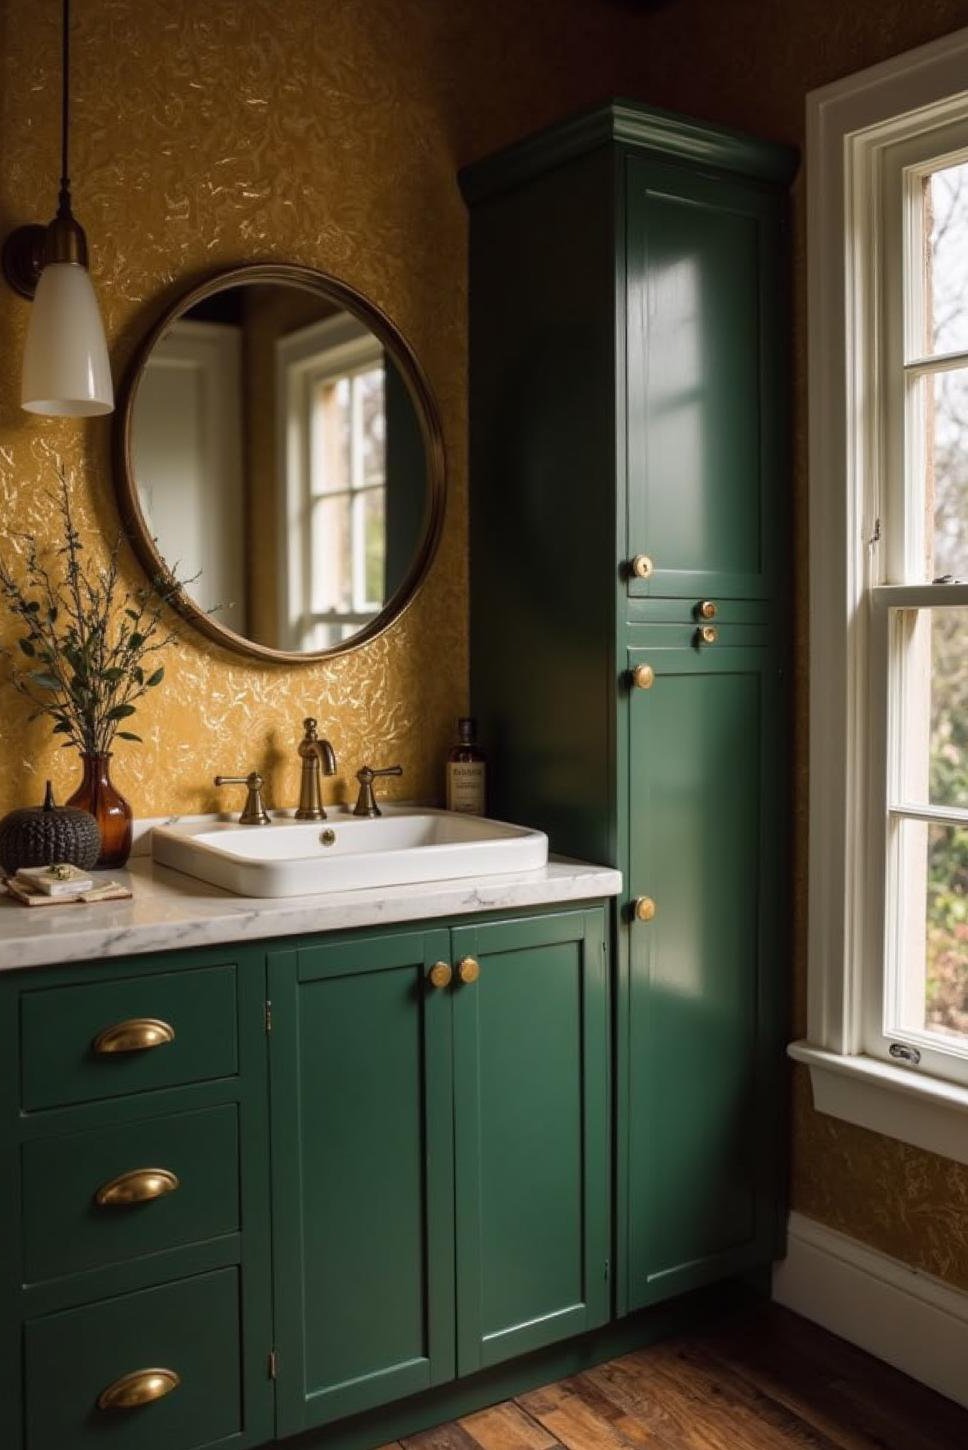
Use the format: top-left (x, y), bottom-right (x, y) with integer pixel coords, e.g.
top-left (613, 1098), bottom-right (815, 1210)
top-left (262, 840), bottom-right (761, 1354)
top-left (2, 0), bottom-right (113, 417)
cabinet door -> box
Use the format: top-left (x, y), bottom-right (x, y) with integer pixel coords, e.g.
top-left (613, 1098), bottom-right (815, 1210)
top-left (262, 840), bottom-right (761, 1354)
top-left (269, 929), bottom-right (455, 1436)
top-left (452, 910), bottom-right (609, 1374)
top-left (625, 154), bottom-right (785, 602)
top-left (625, 642), bottom-right (783, 1309)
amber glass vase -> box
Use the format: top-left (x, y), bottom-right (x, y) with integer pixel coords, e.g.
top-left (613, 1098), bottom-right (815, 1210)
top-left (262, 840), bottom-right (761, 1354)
top-left (66, 754), bottom-right (133, 869)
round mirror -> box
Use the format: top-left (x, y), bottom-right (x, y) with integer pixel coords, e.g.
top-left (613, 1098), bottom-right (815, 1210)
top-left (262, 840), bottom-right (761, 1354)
top-left (115, 264), bottom-right (444, 661)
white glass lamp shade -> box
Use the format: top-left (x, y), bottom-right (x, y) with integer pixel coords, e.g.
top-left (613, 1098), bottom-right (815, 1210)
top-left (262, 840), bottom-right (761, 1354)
top-left (21, 261), bottom-right (113, 416)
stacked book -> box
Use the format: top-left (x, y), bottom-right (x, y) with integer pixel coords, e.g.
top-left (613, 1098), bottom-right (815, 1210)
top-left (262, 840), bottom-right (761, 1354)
top-left (3, 863), bottom-right (131, 907)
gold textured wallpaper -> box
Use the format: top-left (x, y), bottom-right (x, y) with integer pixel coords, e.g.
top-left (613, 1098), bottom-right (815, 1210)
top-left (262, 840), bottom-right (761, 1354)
top-left (3, 0), bottom-right (968, 1288)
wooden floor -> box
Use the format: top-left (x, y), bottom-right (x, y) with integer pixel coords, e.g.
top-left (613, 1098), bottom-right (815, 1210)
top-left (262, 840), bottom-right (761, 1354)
top-left (384, 1304), bottom-right (968, 1450)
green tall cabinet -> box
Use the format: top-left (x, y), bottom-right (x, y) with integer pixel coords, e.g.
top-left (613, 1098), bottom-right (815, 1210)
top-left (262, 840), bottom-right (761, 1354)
top-left (462, 101), bottom-right (796, 1315)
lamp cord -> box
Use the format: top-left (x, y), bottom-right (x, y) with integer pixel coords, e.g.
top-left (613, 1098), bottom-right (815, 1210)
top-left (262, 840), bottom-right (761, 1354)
top-left (58, 0), bottom-right (71, 216)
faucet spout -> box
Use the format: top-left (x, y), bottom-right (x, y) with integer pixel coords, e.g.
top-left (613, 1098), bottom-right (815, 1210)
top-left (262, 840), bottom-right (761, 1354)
top-left (295, 717), bottom-right (338, 819)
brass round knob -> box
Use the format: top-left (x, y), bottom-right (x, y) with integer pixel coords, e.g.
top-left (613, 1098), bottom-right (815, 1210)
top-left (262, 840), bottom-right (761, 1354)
top-left (697, 625), bottom-right (718, 646)
top-left (631, 663), bottom-right (654, 690)
top-left (457, 956), bottom-right (480, 985)
top-left (428, 961), bottom-right (453, 989)
top-left (630, 554), bottom-right (654, 580)
top-left (698, 600), bottom-right (717, 619)
top-left (97, 1367), bottom-right (181, 1412)
top-left (633, 896), bottom-right (656, 922)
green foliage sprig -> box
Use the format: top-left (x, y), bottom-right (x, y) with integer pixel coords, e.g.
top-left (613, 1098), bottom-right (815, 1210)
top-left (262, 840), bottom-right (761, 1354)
top-left (0, 470), bottom-right (181, 756)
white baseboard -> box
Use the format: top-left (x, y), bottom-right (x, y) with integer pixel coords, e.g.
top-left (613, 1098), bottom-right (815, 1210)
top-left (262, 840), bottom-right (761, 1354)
top-left (772, 1211), bottom-right (968, 1409)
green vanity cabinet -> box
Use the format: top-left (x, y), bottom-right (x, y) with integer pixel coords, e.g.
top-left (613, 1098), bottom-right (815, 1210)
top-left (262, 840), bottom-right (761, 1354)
top-left (268, 906), bottom-right (609, 1438)
top-left (0, 944), bottom-right (275, 1450)
top-left (462, 101), bottom-right (796, 1314)
top-left (451, 911), bottom-right (610, 1372)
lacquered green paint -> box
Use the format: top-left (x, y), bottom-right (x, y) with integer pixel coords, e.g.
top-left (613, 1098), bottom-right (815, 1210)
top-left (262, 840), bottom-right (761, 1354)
top-left (626, 645), bottom-right (782, 1304)
top-left (22, 1101), bottom-right (239, 1283)
top-left (464, 101), bottom-right (793, 1318)
top-left (452, 909), bottom-right (610, 1374)
top-left (20, 962), bottom-right (238, 1110)
top-left (25, 1266), bottom-right (242, 1450)
top-left (0, 944), bottom-right (275, 1450)
top-left (269, 928), bottom-right (456, 1437)
top-left (626, 156), bottom-right (783, 602)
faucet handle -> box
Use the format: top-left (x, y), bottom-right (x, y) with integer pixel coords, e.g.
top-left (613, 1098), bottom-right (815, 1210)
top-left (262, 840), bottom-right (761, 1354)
top-left (352, 764), bottom-right (403, 818)
top-left (214, 772), bottom-right (270, 826)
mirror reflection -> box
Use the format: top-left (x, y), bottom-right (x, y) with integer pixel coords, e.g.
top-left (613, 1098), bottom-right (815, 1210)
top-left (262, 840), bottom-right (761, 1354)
top-left (127, 277), bottom-right (432, 655)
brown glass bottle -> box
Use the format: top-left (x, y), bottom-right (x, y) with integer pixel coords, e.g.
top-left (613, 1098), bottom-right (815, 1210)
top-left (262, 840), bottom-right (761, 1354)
top-left (446, 718), bottom-right (487, 814)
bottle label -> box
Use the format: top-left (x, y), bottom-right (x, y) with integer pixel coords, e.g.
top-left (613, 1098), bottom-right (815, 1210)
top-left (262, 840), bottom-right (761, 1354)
top-left (447, 762), bottom-right (486, 814)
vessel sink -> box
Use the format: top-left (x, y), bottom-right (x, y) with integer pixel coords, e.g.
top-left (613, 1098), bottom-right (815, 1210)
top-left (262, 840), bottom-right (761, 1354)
top-left (151, 808), bottom-right (549, 898)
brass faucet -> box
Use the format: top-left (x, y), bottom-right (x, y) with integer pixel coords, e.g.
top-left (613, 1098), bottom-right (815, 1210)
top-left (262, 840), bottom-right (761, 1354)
top-left (352, 764), bottom-right (403, 818)
top-left (214, 772), bottom-right (270, 825)
top-left (296, 718), bottom-right (338, 819)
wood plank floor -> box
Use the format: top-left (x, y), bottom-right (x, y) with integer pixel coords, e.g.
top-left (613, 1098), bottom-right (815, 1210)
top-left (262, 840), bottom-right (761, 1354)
top-left (381, 1304), bottom-right (968, 1450)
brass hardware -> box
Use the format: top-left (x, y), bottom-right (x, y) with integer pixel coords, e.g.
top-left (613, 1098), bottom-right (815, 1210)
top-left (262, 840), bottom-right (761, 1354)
top-left (457, 956), bottom-right (480, 985)
top-left (352, 764), bottom-right (404, 818)
top-left (296, 718), bottom-right (338, 819)
top-left (698, 600), bottom-right (717, 620)
top-left (633, 896), bottom-right (657, 922)
top-left (97, 1367), bottom-right (181, 1412)
top-left (95, 1167), bottom-right (180, 1208)
top-left (630, 554), bottom-right (654, 580)
top-left (428, 961), bottom-right (453, 989)
top-left (631, 663), bottom-right (655, 690)
top-left (696, 625), bottom-right (718, 646)
top-left (214, 771), bottom-right (270, 825)
top-left (93, 1018), bottom-right (175, 1056)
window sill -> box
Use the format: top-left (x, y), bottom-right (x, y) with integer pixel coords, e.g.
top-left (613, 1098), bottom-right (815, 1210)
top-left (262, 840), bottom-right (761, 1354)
top-left (788, 1041), bottom-right (968, 1165)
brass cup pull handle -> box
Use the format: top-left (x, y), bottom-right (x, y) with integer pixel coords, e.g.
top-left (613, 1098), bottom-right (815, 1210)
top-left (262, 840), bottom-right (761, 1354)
top-left (631, 663), bottom-right (654, 691)
top-left (428, 961), bottom-right (453, 989)
top-left (696, 625), bottom-right (718, 646)
top-left (95, 1167), bottom-right (180, 1208)
top-left (456, 956), bottom-right (480, 985)
top-left (633, 896), bottom-right (657, 922)
top-left (97, 1367), bottom-right (181, 1412)
top-left (629, 554), bottom-right (654, 580)
top-left (93, 1018), bottom-right (176, 1056)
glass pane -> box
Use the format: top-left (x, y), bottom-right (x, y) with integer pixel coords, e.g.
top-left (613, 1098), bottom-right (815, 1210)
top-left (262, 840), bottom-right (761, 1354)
top-left (310, 377), bottom-right (351, 496)
top-left (895, 607), bottom-right (968, 809)
top-left (363, 487), bottom-right (385, 606)
top-left (892, 818), bottom-right (968, 1043)
top-left (925, 161), bottom-right (968, 356)
top-left (358, 366), bottom-right (386, 488)
top-left (922, 368), bottom-right (968, 581)
top-left (309, 494), bottom-right (352, 615)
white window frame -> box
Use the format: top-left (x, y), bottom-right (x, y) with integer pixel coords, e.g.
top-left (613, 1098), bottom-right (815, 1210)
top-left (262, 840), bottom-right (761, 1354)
top-left (793, 24), bottom-right (968, 1164)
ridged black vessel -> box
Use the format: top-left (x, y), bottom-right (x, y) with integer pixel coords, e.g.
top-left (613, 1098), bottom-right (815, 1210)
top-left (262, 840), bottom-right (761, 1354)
top-left (0, 780), bottom-right (101, 876)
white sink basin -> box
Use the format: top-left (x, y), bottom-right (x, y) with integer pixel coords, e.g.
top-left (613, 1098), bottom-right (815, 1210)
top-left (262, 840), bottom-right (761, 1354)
top-left (151, 808), bottom-right (549, 898)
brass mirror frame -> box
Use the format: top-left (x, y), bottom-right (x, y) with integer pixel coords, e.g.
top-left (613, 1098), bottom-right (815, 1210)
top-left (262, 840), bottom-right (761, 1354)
top-left (114, 263), bottom-right (446, 664)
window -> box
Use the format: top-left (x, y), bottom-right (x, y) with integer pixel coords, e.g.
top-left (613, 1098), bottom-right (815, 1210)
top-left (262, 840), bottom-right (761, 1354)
top-left (277, 314), bottom-right (387, 652)
top-left (795, 27), bottom-right (968, 1162)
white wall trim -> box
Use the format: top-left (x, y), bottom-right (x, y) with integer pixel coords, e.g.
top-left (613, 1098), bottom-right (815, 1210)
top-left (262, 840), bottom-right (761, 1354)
top-left (774, 1211), bottom-right (968, 1409)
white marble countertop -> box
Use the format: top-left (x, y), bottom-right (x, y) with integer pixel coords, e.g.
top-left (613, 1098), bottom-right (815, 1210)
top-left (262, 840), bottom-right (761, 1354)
top-left (0, 855), bottom-right (622, 974)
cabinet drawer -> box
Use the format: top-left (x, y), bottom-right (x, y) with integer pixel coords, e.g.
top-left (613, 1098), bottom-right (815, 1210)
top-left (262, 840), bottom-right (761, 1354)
top-left (21, 964), bottom-right (238, 1110)
top-left (22, 1103), bottom-right (240, 1284)
top-left (24, 1268), bottom-right (241, 1450)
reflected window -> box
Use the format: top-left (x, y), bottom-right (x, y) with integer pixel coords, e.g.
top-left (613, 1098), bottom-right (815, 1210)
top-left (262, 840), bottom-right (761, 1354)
top-left (279, 315), bottom-right (387, 651)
